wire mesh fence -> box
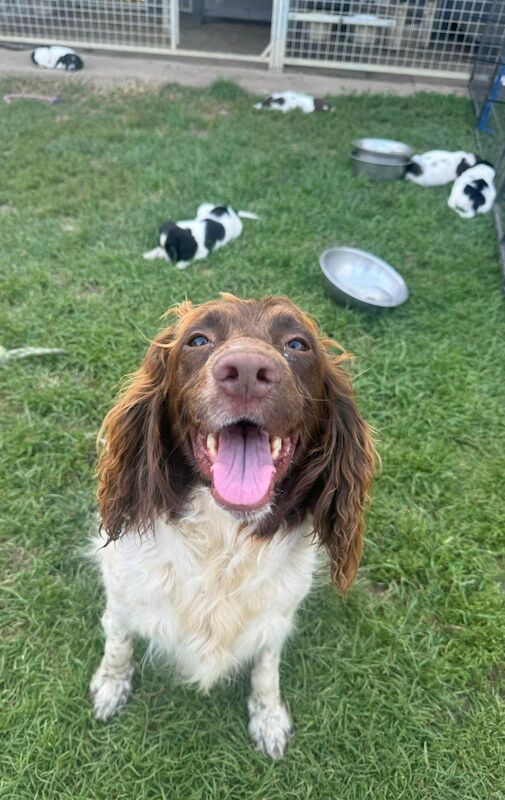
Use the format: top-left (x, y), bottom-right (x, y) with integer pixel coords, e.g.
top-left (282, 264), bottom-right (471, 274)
top-left (470, 0), bottom-right (505, 170)
top-left (469, 0), bottom-right (505, 290)
top-left (284, 0), bottom-right (494, 77)
top-left (0, 0), bottom-right (499, 76)
top-left (0, 0), bottom-right (175, 50)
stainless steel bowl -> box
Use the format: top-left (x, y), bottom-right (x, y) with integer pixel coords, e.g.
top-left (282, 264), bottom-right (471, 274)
top-left (320, 246), bottom-right (409, 312)
top-left (352, 137), bottom-right (413, 160)
top-left (351, 153), bottom-right (407, 181)
top-left (351, 147), bottom-right (408, 166)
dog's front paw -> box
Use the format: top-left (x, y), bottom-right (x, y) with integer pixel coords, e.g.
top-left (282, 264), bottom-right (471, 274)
top-left (248, 701), bottom-right (293, 760)
top-left (90, 665), bottom-right (134, 722)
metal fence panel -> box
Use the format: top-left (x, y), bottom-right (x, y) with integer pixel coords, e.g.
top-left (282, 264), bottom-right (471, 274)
top-left (468, 0), bottom-right (505, 291)
top-left (0, 0), bottom-right (500, 77)
top-left (284, 0), bottom-right (495, 78)
top-left (470, 0), bottom-right (505, 116)
top-left (0, 0), bottom-right (175, 51)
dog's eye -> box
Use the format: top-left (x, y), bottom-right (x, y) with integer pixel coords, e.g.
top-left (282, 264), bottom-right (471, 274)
top-left (188, 335), bottom-right (210, 347)
top-left (286, 338), bottom-right (309, 351)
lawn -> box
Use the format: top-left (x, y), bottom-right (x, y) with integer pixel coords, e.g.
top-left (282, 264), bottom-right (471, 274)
top-left (1, 76), bottom-right (505, 800)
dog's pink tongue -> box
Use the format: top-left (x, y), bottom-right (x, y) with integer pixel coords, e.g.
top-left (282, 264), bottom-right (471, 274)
top-left (212, 426), bottom-right (275, 508)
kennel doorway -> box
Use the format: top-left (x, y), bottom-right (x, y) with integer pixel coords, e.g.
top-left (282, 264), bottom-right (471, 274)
top-left (176, 1), bottom-right (273, 62)
top-left (0, 0), bottom-right (274, 63)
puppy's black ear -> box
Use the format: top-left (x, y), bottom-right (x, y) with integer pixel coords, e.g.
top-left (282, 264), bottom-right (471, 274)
top-left (162, 225), bottom-right (198, 264)
top-left (475, 158), bottom-right (494, 169)
top-left (165, 242), bottom-right (178, 263)
top-left (456, 158), bottom-right (471, 177)
top-left (173, 227), bottom-right (198, 263)
top-left (159, 221), bottom-right (179, 263)
top-left (405, 161), bottom-right (422, 176)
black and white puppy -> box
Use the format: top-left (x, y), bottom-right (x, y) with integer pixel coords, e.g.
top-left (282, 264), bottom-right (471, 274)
top-left (254, 91), bottom-right (332, 114)
top-left (405, 150), bottom-right (479, 187)
top-left (143, 204), bottom-right (258, 269)
top-left (31, 46), bottom-right (84, 71)
top-left (447, 161), bottom-right (496, 219)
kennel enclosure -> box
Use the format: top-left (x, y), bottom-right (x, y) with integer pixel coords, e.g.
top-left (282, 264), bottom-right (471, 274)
top-left (0, 1), bottom-right (496, 79)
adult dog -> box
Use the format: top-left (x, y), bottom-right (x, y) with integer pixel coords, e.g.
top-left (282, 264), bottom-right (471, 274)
top-left (90, 295), bottom-right (375, 759)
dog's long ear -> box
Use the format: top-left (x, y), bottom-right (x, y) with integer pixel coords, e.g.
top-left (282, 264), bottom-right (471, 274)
top-left (161, 223), bottom-right (198, 264)
top-left (310, 349), bottom-right (376, 593)
top-left (456, 157), bottom-right (471, 177)
top-left (97, 326), bottom-right (192, 541)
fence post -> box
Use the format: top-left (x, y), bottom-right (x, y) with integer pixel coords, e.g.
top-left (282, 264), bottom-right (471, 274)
top-left (270, 0), bottom-right (289, 73)
top-left (171, 0), bottom-right (180, 48)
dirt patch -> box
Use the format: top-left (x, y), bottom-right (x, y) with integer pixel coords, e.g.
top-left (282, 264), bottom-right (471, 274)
top-left (76, 281), bottom-right (103, 299)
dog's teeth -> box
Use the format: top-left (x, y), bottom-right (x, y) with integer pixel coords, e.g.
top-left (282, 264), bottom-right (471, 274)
top-left (271, 436), bottom-right (282, 461)
top-left (207, 434), bottom-right (218, 458)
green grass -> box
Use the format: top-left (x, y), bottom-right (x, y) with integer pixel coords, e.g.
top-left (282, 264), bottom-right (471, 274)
top-left (1, 76), bottom-right (505, 800)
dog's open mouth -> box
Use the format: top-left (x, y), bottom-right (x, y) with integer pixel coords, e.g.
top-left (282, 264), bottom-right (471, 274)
top-left (192, 421), bottom-right (296, 512)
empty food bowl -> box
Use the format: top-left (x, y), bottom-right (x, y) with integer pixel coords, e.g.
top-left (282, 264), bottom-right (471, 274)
top-left (351, 137), bottom-right (413, 181)
top-left (352, 138), bottom-right (414, 160)
top-left (320, 246), bottom-right (409, 311)
top-left (350, 153), bottom-right (408, 181)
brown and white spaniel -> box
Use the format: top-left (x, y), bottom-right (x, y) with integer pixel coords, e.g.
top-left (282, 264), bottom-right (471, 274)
top-left (90, 294), bottom-right (375, 759)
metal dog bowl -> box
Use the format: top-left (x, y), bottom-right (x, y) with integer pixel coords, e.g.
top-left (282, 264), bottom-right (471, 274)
top-left (352, 137), bottom-right (413, 160)
top-left (351, 137), bottom-right (413, 181)
top-left (351, 153), bottom-right (407, 181)
top-left (320, 247), bottom-right (409, 312)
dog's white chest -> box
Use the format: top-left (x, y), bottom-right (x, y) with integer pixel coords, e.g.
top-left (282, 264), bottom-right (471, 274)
top-left (95, 490), bottom-right (317, 688)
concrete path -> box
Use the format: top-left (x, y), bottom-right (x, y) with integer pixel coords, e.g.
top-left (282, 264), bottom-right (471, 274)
top-left (0, 45), bottom-right (468, 97)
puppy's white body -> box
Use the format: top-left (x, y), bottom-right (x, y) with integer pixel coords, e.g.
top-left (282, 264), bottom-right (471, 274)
top-left (91, 488), bottom-right (317, 757)
top-left (405, 150), bottom-right (477, 187)
top-left (447, 162), bottom-right (496, 219)
top-left (173, 203), bottom-right (244, 266)
top-left (254, 91), bottom-right (330, 114)
top-left (31, 45), bottom-right (82, 70)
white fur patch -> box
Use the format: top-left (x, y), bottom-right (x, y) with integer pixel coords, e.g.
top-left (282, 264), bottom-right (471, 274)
top-left (90, 487), bottom-right (318, 692)
top-left (406, 150), bottom-right (478, 187)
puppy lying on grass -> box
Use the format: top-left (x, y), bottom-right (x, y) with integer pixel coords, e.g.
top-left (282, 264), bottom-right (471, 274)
top-left (143, 203), bottom-right (258, 269)
top-left (405, 150), bottom-right (479, 187)
top-left (254, 91), bottom-right (332, 113)
top-left (447, 161), bottom-right (496, 219)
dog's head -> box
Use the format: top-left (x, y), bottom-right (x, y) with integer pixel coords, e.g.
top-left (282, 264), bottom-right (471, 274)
top-left (98, 295), bottom-right (376, 591)
top-left (57, 53), bottom-right (83, 71)
top-left (159, 221), bottom-right (197, 264)
top-left (313, 98), bottom-right (332, 112)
